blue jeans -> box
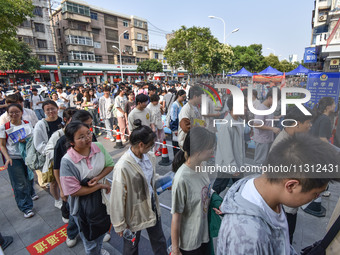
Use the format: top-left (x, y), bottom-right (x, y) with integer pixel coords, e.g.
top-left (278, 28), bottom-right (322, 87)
top-left (34, 109), bottom-right (45, 120)
top-left (104, 118), bottom-right (114, 139)
top-left (73, 215), bottom-right (105, 255)
top-left (7, 159), bottom-right (33, 213)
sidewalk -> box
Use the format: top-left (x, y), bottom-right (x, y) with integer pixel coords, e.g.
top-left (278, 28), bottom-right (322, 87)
top-left (1, 136), bottom-right (339, 254)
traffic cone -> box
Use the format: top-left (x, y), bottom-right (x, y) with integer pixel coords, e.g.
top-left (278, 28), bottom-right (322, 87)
top-left (159, 139), bottom-right (172, 166)
top-left (114, 127), bottom-right (124, 149)
top-left (302, 197), bottom-right (326, 217)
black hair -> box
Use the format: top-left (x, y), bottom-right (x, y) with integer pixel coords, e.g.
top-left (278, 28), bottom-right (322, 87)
top-left (103, 87), bottom-right (111, 92)
top-left (174, 89), bottom-right (186, 101)
top-left (65, 121), bottom-right (89, 148)
top-left (172, 127), bottom-right (216, 172)
top-left (136, 94), bottom-right (149, 104)
top-left (252, 90), bottom-right (258, 99)
top-left (313, 96), bottom-right (335, 122)
top-left (150, 94), bottom-right (160, 102)
top-left (5, 94), bottom-right (20, 104)
top-left (63, 107), bottom-right (78, 123)
top-left (129, 119), bottom-right (156, 146)
top-left (72, 110), bottom-right (93, 123)
top-left (188, 86), bottom-right (204, 100)
top-left (284, 106), bottom-right (313, 126)
top-left (42, 100), bottom-right (58, 110)
top-left (7, 103), bottom-right (23, 113)
top-left (266, 133), bottom-right (340, 192)
top-left (148, 84), bottom-right (156, 92)
top-left (32, 88), bottom-right (38, 92)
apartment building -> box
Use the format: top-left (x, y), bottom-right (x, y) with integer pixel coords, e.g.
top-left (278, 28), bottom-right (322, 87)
top-left (52, 0), bottom-right (149, 65)
top-left (308, 0), bottom-right (340, 71)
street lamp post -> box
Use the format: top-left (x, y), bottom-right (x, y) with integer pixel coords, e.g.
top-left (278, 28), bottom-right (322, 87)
top-left (112, 30), bottom-right (128, 82)
top-left (209, 16), bottom-right (239, 78)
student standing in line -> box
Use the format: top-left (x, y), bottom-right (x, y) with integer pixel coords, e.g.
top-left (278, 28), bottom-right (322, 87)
top-left (60, 121), bottom-right (113, 255)
top-left (147, 94), bottom-right (164, 156)
top-left (128, 94), bottom-right (151, 131)
top-left (171, 127), bottom-right (217, 255)
top-left (109, 119), bottom-right (168, 255)
top-left (99, 87), bottom-right (116, 142)
top-left (115, 88), bottom-right (128, 142)
top-left (0, 104), bottom-right (35, 218)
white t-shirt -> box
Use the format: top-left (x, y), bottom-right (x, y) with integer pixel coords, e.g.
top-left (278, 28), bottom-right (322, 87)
top-left (55, 99), bottom-right (65, 118)
top-left (147, 103), bottom-right (163, 130)
top-left (0, 120), bottom-right (33, 159)
top-left (241, 178), bottom-right (290, 255)
top-left (115, 95), bottom-right (127, 118)
top-left (58, 92), bottom-right (69, 107)
top-left (30, 94), bottom-right (44, 110)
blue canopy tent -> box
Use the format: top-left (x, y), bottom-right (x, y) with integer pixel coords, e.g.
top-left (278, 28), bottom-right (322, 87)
top-left (258, 66), bottom-right (283, 76)
top-left (285, 64), bottom-right (313, 76)
top-left (230, 67), bottom-right (254, 77)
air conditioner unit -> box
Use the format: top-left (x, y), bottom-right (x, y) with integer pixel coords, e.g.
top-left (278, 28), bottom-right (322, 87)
top-left (319, 14), bottom-right (327, 22)
top-left (128, 51), bottom-right (132, 55)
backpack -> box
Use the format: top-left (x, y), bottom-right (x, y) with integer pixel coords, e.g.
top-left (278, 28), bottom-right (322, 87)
top-left (25, 119), bottom-right (49, 170)
top-left (165, 94), bottom-right (175, 128)
top-left (31, 94), bottom-right (43, 103)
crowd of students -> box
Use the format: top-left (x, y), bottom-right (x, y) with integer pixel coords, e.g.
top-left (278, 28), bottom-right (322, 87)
top-left (0, 81), bottom-right (340, 255)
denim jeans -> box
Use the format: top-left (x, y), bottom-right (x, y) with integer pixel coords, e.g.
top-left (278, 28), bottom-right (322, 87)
top-left (104, 118), bottom-right (114, 139)
top-left (88, 109), bottom-right (100, 135)
top-left (34, 109), bottom-right (45, 120)
top-left (7, 159), bottom-right (33, 213)
top-left (73, 214), bottom-right (105, 255)
top-left (62, 201), bottom-right (79, 240)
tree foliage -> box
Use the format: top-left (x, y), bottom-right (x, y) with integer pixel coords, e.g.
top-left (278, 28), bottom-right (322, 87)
top-left (230, 44), bottom-right (266, 73)
top-left (0, 0), bottom-right (34, 51)
top-left (0, 40), bottom-right (40, 75)
top-left (137, 59), bottom-right (163, 80)
top-left (164, 26), bottom-right (233, 76)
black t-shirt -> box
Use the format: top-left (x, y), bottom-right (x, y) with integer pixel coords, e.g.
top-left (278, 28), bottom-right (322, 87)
top-left (53, 133), bottom-right (97, 170)
top-left (310, 114), bottom-right (332, 140)
top-left (76, 93), bottom-right (83, 102)
top-left (46, 117), bottom-right (63, 139)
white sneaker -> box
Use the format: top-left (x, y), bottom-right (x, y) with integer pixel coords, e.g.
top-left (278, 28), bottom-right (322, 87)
top-left (322, 191), bottom-right (331, 197)
top-left (103, 233), bottom-right (111, 242)
top-left (31, 194), bottom-right (39, 201)
top-left (24, 210), bottom-right (35, 218)
top-left (66, 237), bottom-right (77, 248)
top-left (110, 138), bottom-right (116, 142)
top-left (101, 249), bottom-right (110, 255)
top-left (54, 200), bottom-right (63, 210)
top-left (62, 217), bottom-right (69, 223)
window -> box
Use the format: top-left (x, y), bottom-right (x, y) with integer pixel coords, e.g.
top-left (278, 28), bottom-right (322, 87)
top-left (144, 34), bottom-right (148, 41)
top-left (124, 33), bottom-right (129, 39)
top-left (62, 2), bottom-right (90, 16)
top-left (125, 45), bottom-right (132, 52)
top-left (94, 42), bottom-right (101, 48)
top-left (33, 7), bottom-right (43, 17)
top-left (34, 23), bottom-right (45, 33)
top-left (163, 65), bottom-right (167, 69)
top-left (123, 20), bottom-right (129, 27)
top-left (105, 28), bottom-right (118, 41)
top-left (19, 36), bottom-right (34, 46)
top-left (95, 55), bottom-right (102, 62)
top-left (21, 20), bottom-right (31, 28)
top-left (92, 28), bottom-right (100, 35)
top-left (107, 42), bottom-right (119, 53)
top-left (48, 55), bottom-right (56, 63)
top-left (37, 39), bottom-right (47, 48)
top-left (74, 22), bottom-right (86, 31)
top-left (91, 12), bottom-right (98, 20)
top-left (137, 46), bottom-right (143, 52)
top-left (69, 51), bottom-right (95, 61)
top-left (39, 55), bottom-right (47, 62)
top-left (134, 19), bottom-right (144, 28)
top-left (154, 53), bottom-right (159, 59)
top-left (136, 57), bottom-right (140, 63)
top-left (66, 35), bottom-right (93, 46)
top-left (137, 33), bottom-right (142, 40)
top-left (104, 14), bottom-right (118, 28)
top-left (108, 55), bottom-right (114, 64)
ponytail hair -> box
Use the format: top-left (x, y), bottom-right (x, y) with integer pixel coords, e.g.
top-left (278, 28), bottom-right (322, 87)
top-left (172, 127), bottom-right (216, 172)
top-left (130, 119), bottom-right (156, 145)
top-left (174, 89), bottom-right (186, 101)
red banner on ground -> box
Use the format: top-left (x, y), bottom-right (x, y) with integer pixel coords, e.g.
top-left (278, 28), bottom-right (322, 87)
top-left (26, 224), bottom-right (67, 255)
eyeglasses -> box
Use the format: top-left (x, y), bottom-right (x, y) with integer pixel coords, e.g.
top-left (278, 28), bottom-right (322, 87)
top-left (8, 111), bottom-right (21, 115)
top-left (76, 131), bottom-right (93, 141)
top-left (45, 108), bottom-right (58, 113)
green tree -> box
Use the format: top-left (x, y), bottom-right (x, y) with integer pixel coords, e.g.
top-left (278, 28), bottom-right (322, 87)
top-left (0, 0), bottom-right (34, 51)
top-left (137, 59), bottom-right (163, 81)
top-left (230, 44), bottom-right (265, 73)
top-left (264, 53), bottom-right (281, 71)
top-left (164, 26), bottom-right (231, 76)
top-left (279, 60), bottom-right (298, 72)
top-left (0, 40), bottom-right (41, 80)
top-left (205, 42), bottom-right (233, 77)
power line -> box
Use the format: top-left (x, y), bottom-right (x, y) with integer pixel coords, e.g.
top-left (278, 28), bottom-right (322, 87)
top-left (147, 20), bottom-right (171, 34)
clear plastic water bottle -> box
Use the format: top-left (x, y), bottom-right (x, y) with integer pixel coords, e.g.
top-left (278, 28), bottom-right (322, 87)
top-left (123, 229), bottom-right (136, 246)
top-left (156, 171), bottom-right (174, 195)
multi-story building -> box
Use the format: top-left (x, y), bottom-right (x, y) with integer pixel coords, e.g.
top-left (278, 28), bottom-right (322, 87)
top-left (52, 0), bottom-right (149, 65)
top-left (308, 0), bottom-right (340, 71)
top-left (13, 0), bottom-right (57, 82)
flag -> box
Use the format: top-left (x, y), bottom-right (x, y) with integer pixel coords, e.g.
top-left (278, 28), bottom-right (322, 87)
top-left (326, 17), bottom-right (340, 48)
top-left (280, 72), bottom-right (286, 90)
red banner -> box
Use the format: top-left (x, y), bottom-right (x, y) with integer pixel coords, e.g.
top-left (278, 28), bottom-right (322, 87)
top-left (327, 17), bottom-right (340, 48)
top-left (26, 224), bottom-right (67, 255)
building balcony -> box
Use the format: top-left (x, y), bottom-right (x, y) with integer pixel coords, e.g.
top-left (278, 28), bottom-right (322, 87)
top-left (313, 32), bottom-right (329, 46)
top-left (62, 12), bottom-right (91, 23)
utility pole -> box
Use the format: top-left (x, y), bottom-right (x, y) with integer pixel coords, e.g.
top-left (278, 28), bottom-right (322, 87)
top-left (48, 0), bottom-right (62, 83)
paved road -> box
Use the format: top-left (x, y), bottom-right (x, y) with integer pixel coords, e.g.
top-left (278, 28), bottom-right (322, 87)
top-left (1, 136), bottom-right (339, 254)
